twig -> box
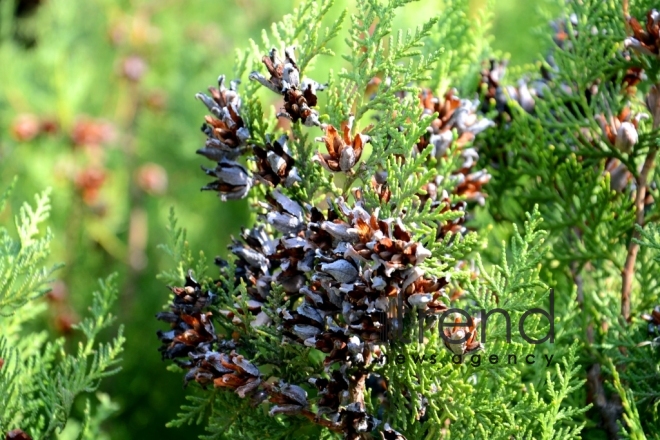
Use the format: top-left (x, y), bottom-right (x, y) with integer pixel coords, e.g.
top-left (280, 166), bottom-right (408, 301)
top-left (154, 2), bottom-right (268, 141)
top-left (298, 409), bottom-right (343, 433)
top-left (621, 146), bottom-right (658, 321)
top-left (587, 364), bottom-right (623, 439)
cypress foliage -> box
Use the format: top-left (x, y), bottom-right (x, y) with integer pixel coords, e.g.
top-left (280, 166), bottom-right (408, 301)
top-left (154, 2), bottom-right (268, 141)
top-left (0, 182), bottom-right (124, 439)
top-left (154, 0), bottom-right (660, 438)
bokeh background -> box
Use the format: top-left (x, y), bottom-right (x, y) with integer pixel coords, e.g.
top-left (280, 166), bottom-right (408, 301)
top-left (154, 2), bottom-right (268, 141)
top-left (0, 0), bottom-right (550, 438)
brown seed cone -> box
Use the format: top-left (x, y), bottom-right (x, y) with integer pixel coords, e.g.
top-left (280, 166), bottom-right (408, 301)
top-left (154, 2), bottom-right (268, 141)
top-left (594, 107), bottom-right (646, 154)
top-left (156, 271), bottom-right (217, 359)
top-left (416, 89), bottom-right (493, 159)
top-left (314, 119), bottom-right (370, 172)
top-left (196, 75), bottom-right (249, 161)
top-left (380, 423), bottom-right (407, 440)
top-left (249, 47), bottom-right (324, 126)
top-left (443, 314), bottom-right (482, 355)
top-left (309, 370), bottom-right (350, 415)
top-left (282, 87), bottom-right (320, 126)
top-left (626, 10), bottom-right (660, 57)
top-left (253, 134), bottom-right (301, 188)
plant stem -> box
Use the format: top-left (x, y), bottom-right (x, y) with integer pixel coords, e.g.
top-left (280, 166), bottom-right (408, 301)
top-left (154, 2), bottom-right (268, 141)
top-left (621, 146), bottom-right (657, 321)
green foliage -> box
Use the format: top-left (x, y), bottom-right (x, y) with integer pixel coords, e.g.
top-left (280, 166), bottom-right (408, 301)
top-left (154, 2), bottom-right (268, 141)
top-left (379, 213), bottom-right (589, 439)
top-left (7, 0), bottom-right (660, 438)
top-left (0, 183), bottom-right (60, 315)
top-left (476, 0), bottom-right (660, 438)
top-left (157, 208), bottom-right (208, 287)
top-left (429, 0), bottom-right (493, 93)
top-left (0, 186), bottom-right (124, 439)
top-left (339, 0), bottom-right (440, 120)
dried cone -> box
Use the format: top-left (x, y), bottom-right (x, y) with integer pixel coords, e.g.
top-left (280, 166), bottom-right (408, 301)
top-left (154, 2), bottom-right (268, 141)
top-left (625, 9), bottom-right (660, 57)
top-left (443, 314), bottom-right (482, 355)
top-left (266, 382), bottom-right (309, 416)
top-left (595, 107), bottom-right (647, 153)
top-left (314, 118), bottom-right (370, 172)
top-left (417, 89), bottom-right (493, 160)
top-left (156, 271), bottom-right (217, 359)
top-left (309, 370), bottom-right (350, 416)
top-left (253, 134), bottom-right (301, 187)
top-left (477, 59), bottom-right (537, 120)
top-left (216, 226), bottom-right (276, 328)
top-left (381, 423), bottom-right (407, 440)
top-left (260, 189), bottom-right (306, 235)
top-left (211, 351), bottom-right (262, 397)
top-left (280, 78), bottom-right (325, 127)
top-left (249, 46), bottom-right (324, 126)
top-left (453, 169), bottom-right (492, 206)
top-left (201, 158), bottom-right (252, 201)
top-left (249, 47), bottom-right (299, 94)
top-left (411, 89), bottom-right (493, 242)
top-left (280, 197), bottom-right (449, 363)
top-left (196, 75), bottom-right (249, 161)
top-left (340, 402), bottom-right (380, 440)
top-left (642, 305), bottom-right (660, 336)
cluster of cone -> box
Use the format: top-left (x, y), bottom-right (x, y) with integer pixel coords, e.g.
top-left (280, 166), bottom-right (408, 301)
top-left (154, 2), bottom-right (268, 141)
top-left (196, 67), bottom-right (303, 200)
top-left (159, 43), bottom-right (498, 439)
top-left (477, 11), bottom-right (656, 204)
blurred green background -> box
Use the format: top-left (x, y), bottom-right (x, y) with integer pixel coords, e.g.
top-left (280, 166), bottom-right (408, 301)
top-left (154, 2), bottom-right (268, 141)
top-left (0, 0), bottom-right (549, 438)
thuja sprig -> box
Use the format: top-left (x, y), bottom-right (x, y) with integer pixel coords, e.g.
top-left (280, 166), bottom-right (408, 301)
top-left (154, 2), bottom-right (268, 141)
top-left (253, 0), bottom-right (346, 75)
top-left (153, 0), bottom-right (607, 439)
top-left (38, 275), bottom-right (125, 437)
top-left (340, 0), bottom-right (440, 121)
top-left (429, 0), bottom-right (493, 93)
top-left (474, 0), bottom-right (660, 436)
top-left (0, 186), bottom-right (124, 439)
top-left (0, 186), bottom-right (60, 315)
top-left (156, 207), bottom-right (207, 286)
